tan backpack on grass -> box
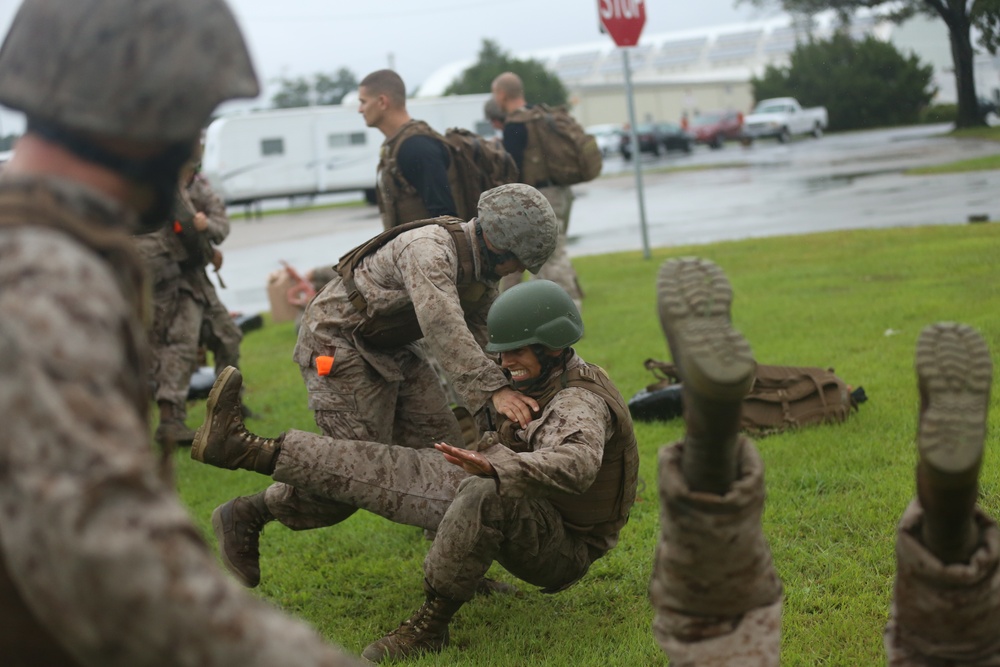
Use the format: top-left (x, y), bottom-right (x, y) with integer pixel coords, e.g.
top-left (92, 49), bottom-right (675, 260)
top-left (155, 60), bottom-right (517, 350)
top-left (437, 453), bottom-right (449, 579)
top-left (629, 359), bottom-right (865, 436)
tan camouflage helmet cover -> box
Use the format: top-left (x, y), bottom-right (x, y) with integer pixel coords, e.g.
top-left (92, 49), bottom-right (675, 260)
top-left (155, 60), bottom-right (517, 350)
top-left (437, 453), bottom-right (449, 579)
top-left (477, 183), bottom-right (557, 274)
top-left (0, 0), bottom-right (260, 142)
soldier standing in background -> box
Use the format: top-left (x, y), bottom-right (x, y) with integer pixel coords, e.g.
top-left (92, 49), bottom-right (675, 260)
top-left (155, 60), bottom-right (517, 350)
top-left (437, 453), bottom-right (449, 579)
top-left (0, 1), bottom-right (361, 665)
top-left (492, 71), bottom-right (584, 310)
top-left (361, 69), bottom-right (460, 230)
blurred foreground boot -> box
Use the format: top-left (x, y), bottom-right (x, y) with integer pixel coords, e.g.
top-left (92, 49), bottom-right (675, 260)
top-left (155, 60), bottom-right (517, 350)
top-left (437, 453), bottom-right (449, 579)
top-left (885, 322), bottom-right (1000, 665)
top-left (155, 401), bottom-right (196, 447)
top-left (656, 257), bottom-right (756, 494)
top-left (212, 491), bottom-right (272, 588)
top-left (914, 322), bottom-right (989, 564)
top-left (361, 581), bottom-right (465, 663)
top-left (191, 366), bottom-right (281, 474)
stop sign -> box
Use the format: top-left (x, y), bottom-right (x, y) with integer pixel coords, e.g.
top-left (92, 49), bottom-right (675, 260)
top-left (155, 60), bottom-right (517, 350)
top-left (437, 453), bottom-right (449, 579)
top-left (598, 0), bottom-right (646, 47)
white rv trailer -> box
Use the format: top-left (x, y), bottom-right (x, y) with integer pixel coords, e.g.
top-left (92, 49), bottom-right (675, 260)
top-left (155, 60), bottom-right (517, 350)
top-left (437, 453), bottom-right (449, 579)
top-left (201, 93), bottom-right (495, 207)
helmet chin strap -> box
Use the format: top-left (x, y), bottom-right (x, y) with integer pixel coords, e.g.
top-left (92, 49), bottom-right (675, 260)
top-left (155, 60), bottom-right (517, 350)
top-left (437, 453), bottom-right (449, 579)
top-left (475, 220), bottom-right (517, 281)
top-left (27, 118), bottom-right (193, 234)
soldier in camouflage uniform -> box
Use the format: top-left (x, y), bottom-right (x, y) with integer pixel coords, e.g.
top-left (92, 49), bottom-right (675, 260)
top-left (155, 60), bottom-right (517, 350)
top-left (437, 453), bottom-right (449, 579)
top-left (204, 183), bottom-right (559, 590)
top-left (190, 279), bottom-right (638, 662)
top-left (0, 1), bottom-right (360, 665)
top-left (650, 259), bottom-right (1000, 666)
top-left (492, 71), bottom-right (583, 310)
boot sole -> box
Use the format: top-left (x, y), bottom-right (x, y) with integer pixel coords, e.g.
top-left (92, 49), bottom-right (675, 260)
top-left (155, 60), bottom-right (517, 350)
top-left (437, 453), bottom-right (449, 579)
top-left (191, 365), bottom-right (241, 464)
top-left (211, 500), bottom-right (258, 588)
top-left (916, 323), bottom-right (991, 482)
top-left (657, 257), bottom-right (755, 400)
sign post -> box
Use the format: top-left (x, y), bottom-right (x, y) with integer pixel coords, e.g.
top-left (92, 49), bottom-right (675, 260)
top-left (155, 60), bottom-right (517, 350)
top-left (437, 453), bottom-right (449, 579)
top-left (598, 0), bottom-right (650, 259)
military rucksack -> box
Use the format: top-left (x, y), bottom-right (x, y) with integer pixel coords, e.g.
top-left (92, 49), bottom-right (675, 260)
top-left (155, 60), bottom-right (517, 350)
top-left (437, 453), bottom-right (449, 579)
top-left (628, 358), bottom-right (866, 436)
top-left (508, 104), bottom-right (603, 186)
top-left (442, 127), bottom-right (519, 220)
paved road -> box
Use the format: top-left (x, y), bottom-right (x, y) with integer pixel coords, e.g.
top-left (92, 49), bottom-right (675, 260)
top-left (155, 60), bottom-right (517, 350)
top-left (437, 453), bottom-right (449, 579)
top-left (213, 123), bottom-right (1000, 315)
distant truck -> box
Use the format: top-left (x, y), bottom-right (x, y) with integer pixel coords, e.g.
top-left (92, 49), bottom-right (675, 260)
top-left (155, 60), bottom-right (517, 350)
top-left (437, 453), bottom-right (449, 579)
top-left (742, 97), bottom-right (828, 144)
top-left (201, 93), bottom-right (495, 207)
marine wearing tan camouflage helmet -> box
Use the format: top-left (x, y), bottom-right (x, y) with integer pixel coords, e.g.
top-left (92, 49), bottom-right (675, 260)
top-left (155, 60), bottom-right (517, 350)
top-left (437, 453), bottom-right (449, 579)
top-left (477, 183), bottom-right (558, 274)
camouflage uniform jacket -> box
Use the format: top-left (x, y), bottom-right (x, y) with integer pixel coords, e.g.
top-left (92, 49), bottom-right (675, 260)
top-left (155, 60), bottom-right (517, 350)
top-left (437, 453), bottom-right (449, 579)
top-left (0, 174), bottom-right (358, 667)
top-left (180, 174), bottom-right (229, 303)
top-left (295, 221), bottom-right (508, 413)
top-left (481, 352), bottom-right (638, 556)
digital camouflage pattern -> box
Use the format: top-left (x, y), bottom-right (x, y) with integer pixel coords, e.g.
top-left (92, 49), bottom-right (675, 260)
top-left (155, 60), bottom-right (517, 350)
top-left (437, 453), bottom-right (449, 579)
top-left (265, 352), bottom-right (624, 601)
top-left (650, 438), bottom-right (783, 666)
top-left (0, 174), bottom-right (359, 667)
top-left (0, 0), bottom-right (258, 141)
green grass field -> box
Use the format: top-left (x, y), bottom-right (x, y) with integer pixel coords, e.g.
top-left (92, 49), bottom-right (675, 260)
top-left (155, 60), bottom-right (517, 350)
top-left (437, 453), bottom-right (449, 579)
top-left (175, 221), bottom-right (1000, 665)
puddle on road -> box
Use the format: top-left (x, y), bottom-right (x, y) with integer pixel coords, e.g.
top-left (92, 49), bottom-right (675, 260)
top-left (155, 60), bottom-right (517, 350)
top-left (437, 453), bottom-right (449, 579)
top-left (801, 169), bottom-right (899, 193)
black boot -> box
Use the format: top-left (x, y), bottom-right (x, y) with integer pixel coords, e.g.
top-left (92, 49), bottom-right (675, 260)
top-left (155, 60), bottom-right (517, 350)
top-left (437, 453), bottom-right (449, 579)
top-left (914, 322), bottom-right (990, 564)
top-left (212, 491), bottom-right (273, 588)
top-left (361, 581), bottom-right (465, 663)
top-left (191, 366), bottom-right (281, 474)
top-left (657, 257), bottom-right (756, 495)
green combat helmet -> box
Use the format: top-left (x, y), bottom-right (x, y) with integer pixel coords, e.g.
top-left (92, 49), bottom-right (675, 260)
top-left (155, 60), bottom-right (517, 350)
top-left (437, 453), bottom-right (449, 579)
top-left (477, 184), bottom-right (558, 274)
top-left (486, 280), bottom-right (584, 352)
top-left (0, 0), bottom-right (259, 142)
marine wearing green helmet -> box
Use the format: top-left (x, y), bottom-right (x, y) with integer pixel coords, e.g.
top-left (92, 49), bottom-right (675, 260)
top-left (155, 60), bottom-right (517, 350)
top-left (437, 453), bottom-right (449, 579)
top-left (486, 279), bottom-right (584, 353)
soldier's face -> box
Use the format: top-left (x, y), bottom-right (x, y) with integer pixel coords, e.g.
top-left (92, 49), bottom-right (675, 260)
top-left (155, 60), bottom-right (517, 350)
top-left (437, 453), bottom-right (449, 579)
top-left (493, 256), bottom-right (526, 277)
top-left (501, 346), bottom-right (542, 382)
top-left (358, 86), bottom-right (384, 128)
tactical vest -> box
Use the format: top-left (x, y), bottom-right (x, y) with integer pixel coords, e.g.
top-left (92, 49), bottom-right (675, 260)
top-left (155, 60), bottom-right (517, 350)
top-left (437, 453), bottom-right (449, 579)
top-left (505, 107), bottom-right (550, 188)
top-left (497, 362), bottom-right (639, 540)
top-left (377, 120), bottom-right (462, 230)
top-left (336, 217), bottom-right (490, 349)
top-left (0, 179), bottom-right (152, 667)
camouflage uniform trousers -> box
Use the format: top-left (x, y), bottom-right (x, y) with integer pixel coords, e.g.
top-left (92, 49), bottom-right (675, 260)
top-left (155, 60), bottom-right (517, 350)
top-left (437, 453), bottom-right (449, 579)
top-left (265, 338), bottom-right (465, 530)
top-left (500, 185), bottom-right (582, 308)
top-left (884, 500), bottom-right (1000, 665)
top-left (198, 274), bottom-right (242, 375)
top-left (151, 270), bottom-right (237, 420)
top-left (650, 438), bottom-right (783, 667)
top-left (270, 429), bottom-right (595, 601)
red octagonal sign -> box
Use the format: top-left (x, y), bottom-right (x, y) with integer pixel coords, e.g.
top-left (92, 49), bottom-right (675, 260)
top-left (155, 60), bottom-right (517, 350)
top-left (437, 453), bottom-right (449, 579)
top-left (599, 0), bottom-right (646, 47)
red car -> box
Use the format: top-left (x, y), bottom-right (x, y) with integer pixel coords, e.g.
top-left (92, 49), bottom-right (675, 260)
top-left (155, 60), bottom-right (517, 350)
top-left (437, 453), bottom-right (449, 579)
top-left (689, 110), bottom-right (744, 149)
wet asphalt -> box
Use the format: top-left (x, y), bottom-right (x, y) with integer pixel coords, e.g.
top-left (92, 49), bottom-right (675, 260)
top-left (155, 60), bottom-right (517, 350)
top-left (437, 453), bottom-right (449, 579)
top-left (211, 123), bottom-right (1000, 315)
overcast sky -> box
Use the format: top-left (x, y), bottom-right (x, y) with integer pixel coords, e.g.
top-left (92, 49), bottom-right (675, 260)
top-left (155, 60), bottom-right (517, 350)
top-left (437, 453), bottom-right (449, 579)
top-left (0, 0), bottom-right (780, 135)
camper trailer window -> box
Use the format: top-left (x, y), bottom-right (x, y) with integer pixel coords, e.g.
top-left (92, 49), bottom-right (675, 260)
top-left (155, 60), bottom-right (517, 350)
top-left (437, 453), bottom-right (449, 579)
top-left (261, 138), bottom-right (284, 156)
top-left (328, 132), bottom-right (367, 148)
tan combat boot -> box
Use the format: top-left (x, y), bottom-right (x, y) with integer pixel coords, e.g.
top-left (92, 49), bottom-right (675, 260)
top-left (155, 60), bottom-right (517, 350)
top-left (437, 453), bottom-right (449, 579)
top-left (657, 257), bottom-right (756, 495)
top-left (190, 366), bottom-right (281, 474)
top-left (914, 322), bottom-right (990, 563)
top-left (361, 581), bottom-right (465, 663)
top-left (212, 491), bottom-right (272, 588)
top-left (155, 401), bottom-right (197, 447)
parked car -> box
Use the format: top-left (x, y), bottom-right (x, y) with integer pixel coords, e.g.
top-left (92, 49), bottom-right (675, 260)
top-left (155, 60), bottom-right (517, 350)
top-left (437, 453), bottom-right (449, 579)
top-left (585, 123), bottom-right (625, 157)
top-left (621, 123), bottom-right (693, 160)
top-left (689, 110), bottom-right (744, 149)
top-left (656, 122), bottom-right (694, 153)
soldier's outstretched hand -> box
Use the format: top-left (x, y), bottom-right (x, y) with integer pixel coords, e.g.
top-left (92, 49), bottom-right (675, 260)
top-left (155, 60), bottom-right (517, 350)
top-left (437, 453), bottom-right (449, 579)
top-left (435, 442), bottom-right (497, 477)
top-left (491, 387), bottom-right (539, 428)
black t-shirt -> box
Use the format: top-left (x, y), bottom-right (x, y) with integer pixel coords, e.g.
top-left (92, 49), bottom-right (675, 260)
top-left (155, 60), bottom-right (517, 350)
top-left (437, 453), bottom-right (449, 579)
top-left (501, 119), bottom-right (529, 177)
top-left (397, 134), bottom-right (457, 218)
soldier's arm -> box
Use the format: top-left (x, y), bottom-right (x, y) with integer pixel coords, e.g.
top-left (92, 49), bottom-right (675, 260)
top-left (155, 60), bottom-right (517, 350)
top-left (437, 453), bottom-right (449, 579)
top-left (397, 134), bottom-right (458, 218)
top-left (0, 234), bottom-right (359, 667)
top-left (397, 235), bottom-right (508, 412)
top-left (484, 389), bottom-right (611, 497)
top-left (189, 175), bottom-right (230, 244)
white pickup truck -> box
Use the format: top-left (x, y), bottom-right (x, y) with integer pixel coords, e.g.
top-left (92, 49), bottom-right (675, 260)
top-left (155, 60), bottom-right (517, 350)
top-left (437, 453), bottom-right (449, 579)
top-left (742, 97), bottom-right (828, 144)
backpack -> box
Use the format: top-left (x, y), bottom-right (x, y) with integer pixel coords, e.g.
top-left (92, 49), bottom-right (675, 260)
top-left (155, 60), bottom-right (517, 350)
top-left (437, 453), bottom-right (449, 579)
top-left (628, 358), bottom-right (866, 436)
top-left (442, 127), bottom-right (519, 219)
top-left (511, 104), bottom-right (603, 186)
